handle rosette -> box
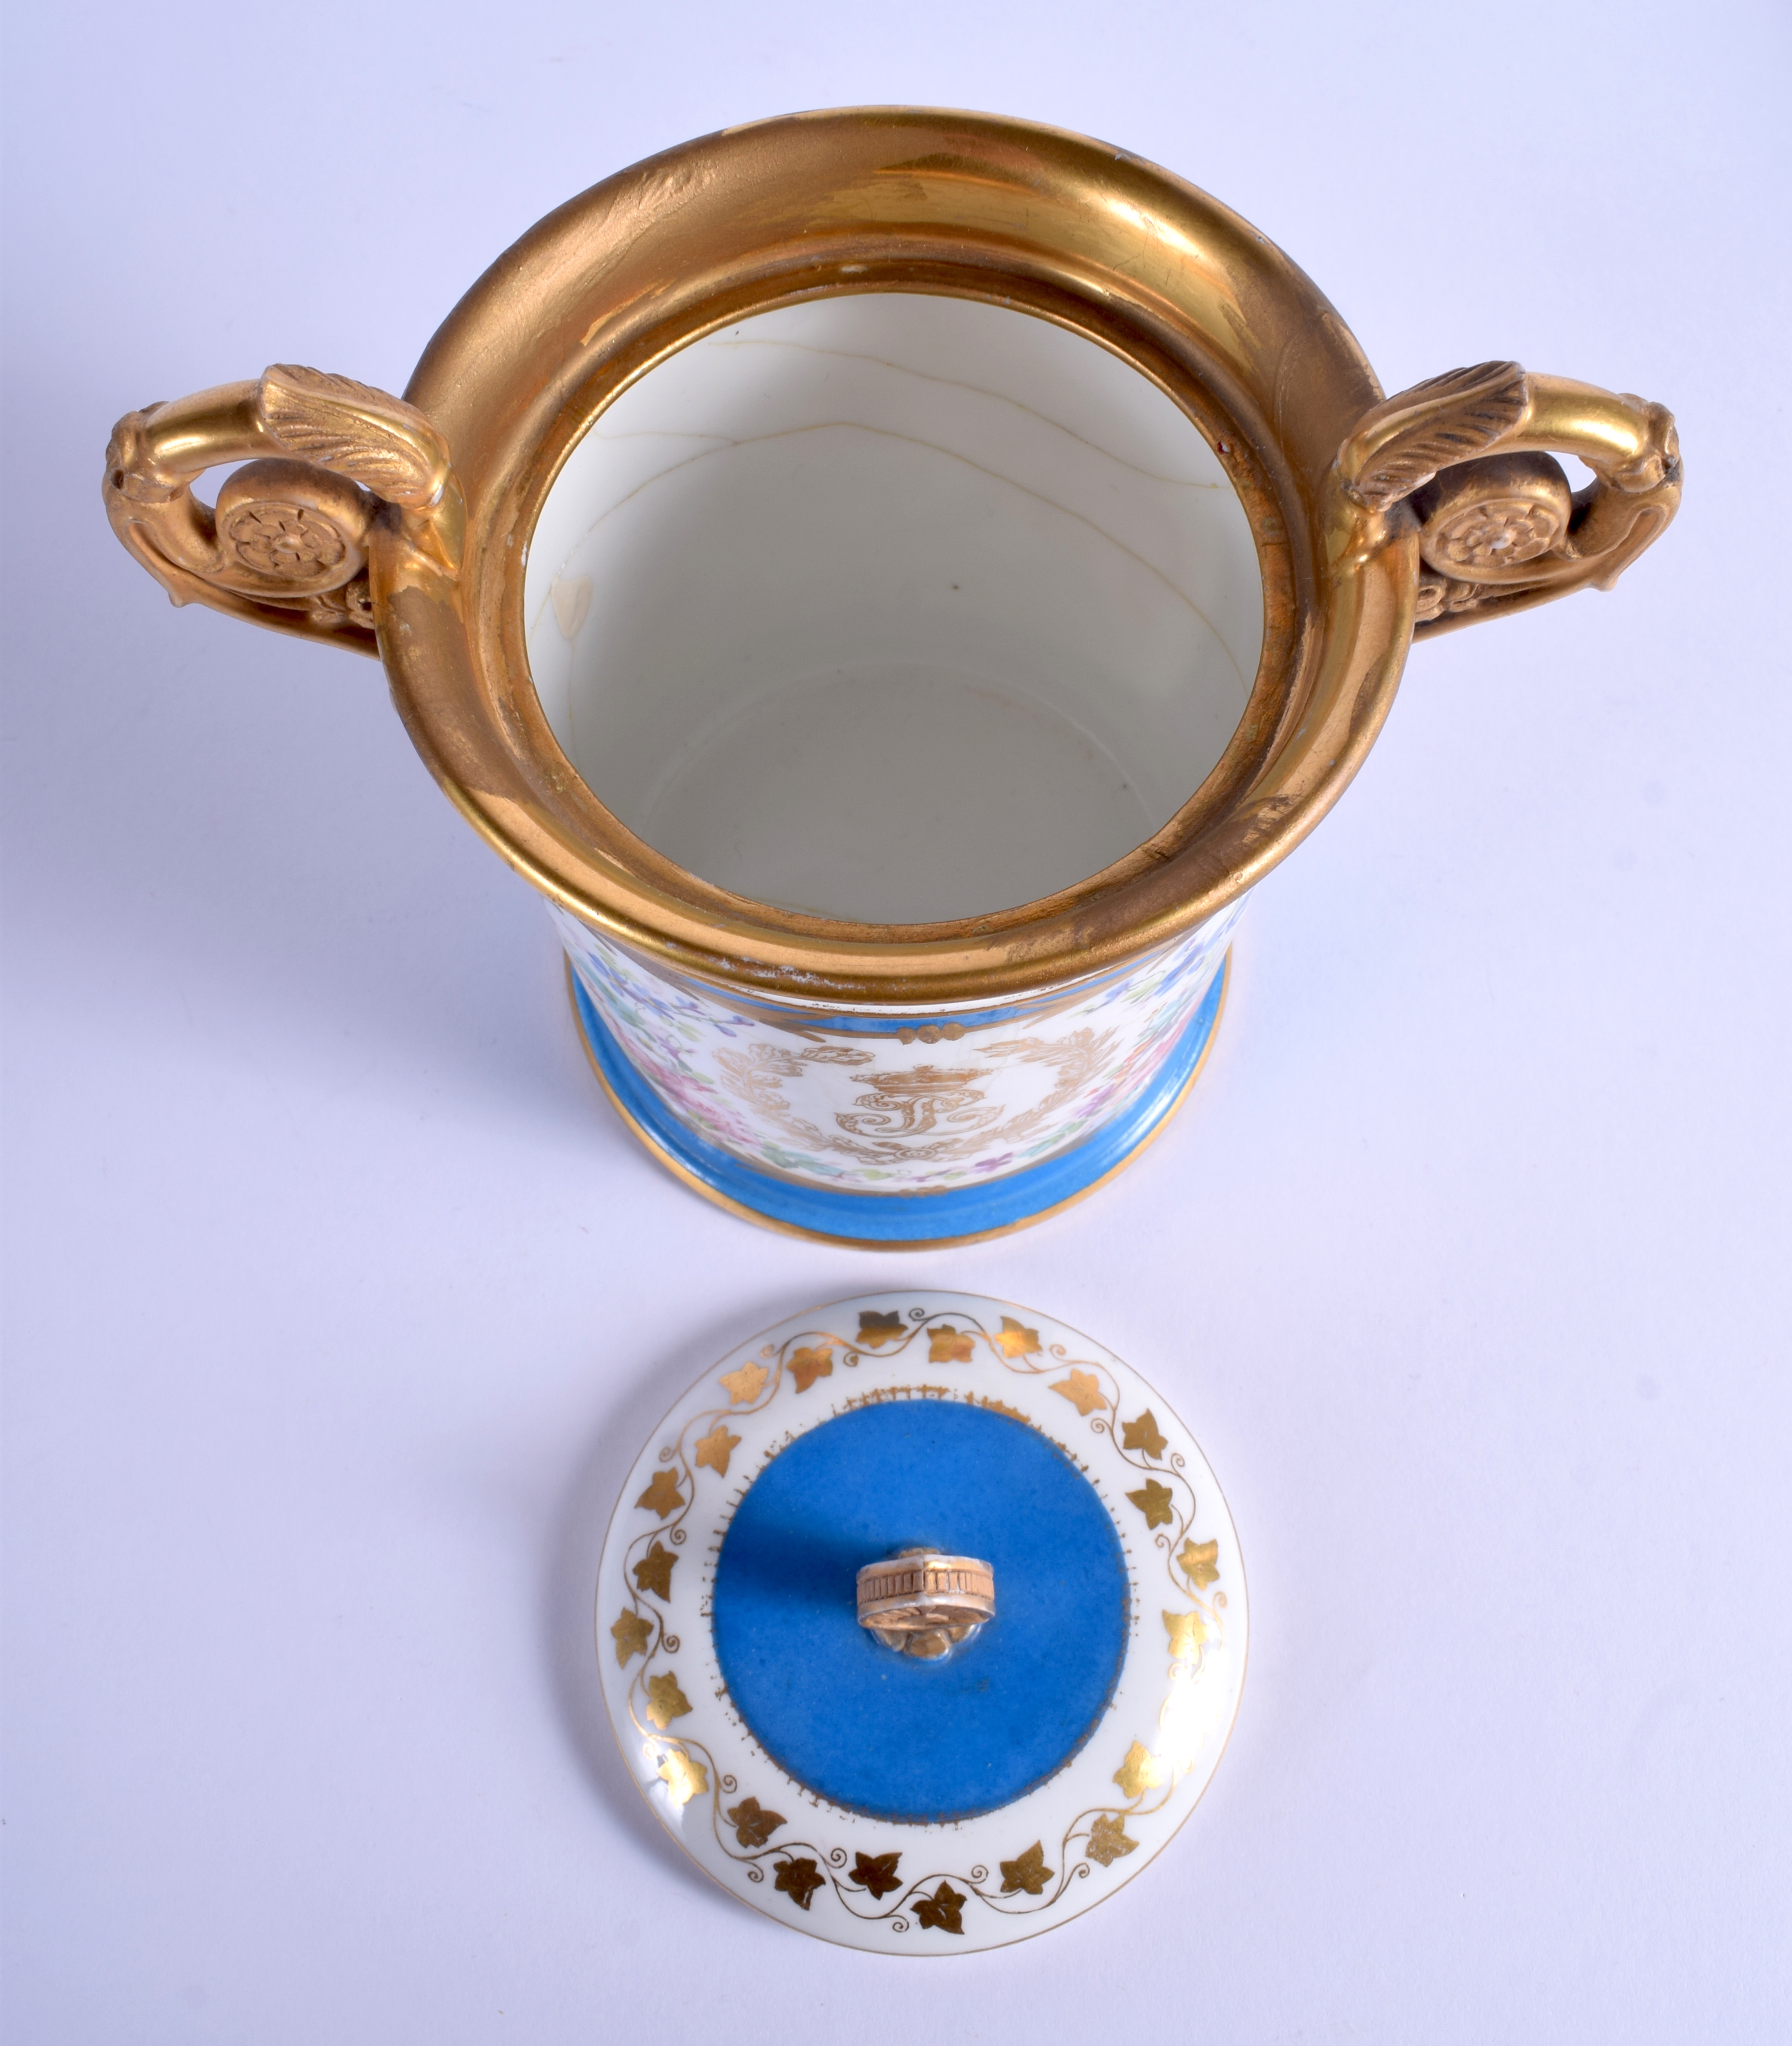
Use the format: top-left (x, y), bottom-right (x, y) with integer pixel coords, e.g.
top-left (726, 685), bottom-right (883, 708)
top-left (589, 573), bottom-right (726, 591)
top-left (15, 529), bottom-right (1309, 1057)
top-left (1335, 361), bottom-right (1681, 635)
top-left (103, 366), bottom-right (458, 657)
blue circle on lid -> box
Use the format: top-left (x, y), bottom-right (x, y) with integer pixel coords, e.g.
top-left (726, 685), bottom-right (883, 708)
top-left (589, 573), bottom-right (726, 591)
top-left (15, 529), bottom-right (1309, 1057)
top-left (711, 1399), bottom-right (1130, 1823)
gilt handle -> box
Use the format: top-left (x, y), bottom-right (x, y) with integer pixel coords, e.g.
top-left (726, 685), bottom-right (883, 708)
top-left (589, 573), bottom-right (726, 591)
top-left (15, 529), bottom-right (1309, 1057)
top-left (1335, 363), bottom-right (1681, 636)
top-left (103, 366), bottom-right (459, 657)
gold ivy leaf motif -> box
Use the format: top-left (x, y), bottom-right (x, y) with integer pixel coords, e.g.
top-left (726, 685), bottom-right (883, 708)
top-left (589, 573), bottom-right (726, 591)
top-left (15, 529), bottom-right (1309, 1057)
top-left (774, 1857), bottom-right (825, 1911)
top-left (1085, 1814), bottom-right (1139, 1867)
top-left (1127, 1478), bottom-right (1176, 1528)
top-left (718, 1360), bottom-right (769, 1406)
top-left (913, 1881), bottom-right (966, 1934)
top-left (693, 1420), bottom-right (741, 1477)
top-left (928, 1325), bottom-right (974, 1363)
top-left (655, 1746), bottom-right (707, 1807)
top-left (1164, 1609), bottom-right (1208, 1664)
top-left (849, 1850), bottom-right (903, 1899)
top-left (610, 1609), bottom-right (652, 1667)
top-left (1113, 1741), bottom-right (1169, 1800)
top-left (1121, 1409), bottom-right (1168, 1459)
top-left (726, 1796), bottom-right (785, 1848)
top-left (998, 1842), bottom-right (1054, 1895)
top-left (993, 1316), bottom-right (1041, 1358)
top-left (1050, 1369), bottom-right (1108, 1417)
top-left (636, 1470), bottom-right (683, 1519)
top-left (789, 1343), bottom-right (834, 1393)
top-left (644, 1673), bottom-right (692, 1730)
top-left (857, 1311), bottom-right (905, 1348)
top-left (633, 1539), bottom-right (677, 1600)
top-left (1177, 1536), bottom-right (1220, 1589)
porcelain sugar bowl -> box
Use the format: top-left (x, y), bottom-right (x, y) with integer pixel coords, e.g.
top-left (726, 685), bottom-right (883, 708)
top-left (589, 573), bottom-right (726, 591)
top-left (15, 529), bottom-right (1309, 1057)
top-left (103, 108), bottom-right (1681, 1245)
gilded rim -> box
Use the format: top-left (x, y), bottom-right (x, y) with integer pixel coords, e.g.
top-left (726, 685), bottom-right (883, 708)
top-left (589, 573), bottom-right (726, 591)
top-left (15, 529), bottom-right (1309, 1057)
top-left (379, 109), bottom-right (1416, 1010)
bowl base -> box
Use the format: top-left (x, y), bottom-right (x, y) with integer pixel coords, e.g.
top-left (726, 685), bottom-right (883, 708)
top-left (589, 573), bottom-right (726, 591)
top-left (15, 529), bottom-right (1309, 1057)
top-left (567, 951), bottom-right (1229, 1248)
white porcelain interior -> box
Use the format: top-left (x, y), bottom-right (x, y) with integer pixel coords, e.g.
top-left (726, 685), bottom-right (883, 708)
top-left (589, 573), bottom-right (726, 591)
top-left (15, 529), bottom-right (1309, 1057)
top-left (525, 294), bottom-right (1263, 925)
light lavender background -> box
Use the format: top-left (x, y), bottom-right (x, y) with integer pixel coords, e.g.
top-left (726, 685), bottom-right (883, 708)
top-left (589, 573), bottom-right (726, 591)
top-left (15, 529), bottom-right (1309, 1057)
top-left (4, 4), bottom-right (1788, 2039)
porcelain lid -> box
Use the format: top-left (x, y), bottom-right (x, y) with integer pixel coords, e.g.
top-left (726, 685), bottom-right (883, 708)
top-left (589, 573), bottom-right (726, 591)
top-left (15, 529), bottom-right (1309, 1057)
top-left (596, 1290), bottom-right (1246, 1952)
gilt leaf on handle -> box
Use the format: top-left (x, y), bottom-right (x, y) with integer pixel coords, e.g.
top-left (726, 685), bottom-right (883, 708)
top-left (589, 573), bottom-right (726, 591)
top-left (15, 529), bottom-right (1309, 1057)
top-left (257, 364), bottom-right (450, 510)
top-left (1337, 361), bottom-right (1529, 511)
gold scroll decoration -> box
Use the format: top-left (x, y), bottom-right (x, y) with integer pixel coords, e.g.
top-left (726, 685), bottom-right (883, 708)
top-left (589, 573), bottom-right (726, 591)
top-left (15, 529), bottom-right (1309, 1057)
top-left (103, 364), bottom-right (458, 657)
top-left (1334, 361), bottom-right (1681, 636)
